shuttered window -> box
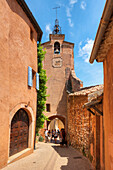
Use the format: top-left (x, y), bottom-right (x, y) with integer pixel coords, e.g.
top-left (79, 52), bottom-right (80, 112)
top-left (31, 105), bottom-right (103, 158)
top-left (28, 66), bottom-right (32, 87)
top-left (28, 66), bottom-right (39, 90)
top-left (36, 73), bottom-right (39, 90)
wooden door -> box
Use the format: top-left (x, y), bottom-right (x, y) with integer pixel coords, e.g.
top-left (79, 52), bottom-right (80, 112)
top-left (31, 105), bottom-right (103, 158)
top-left (9, 109), bottom-right (29, 156)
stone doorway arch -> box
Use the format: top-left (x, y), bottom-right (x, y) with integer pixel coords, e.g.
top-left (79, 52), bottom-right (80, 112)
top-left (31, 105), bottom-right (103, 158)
top-left (9, 109), bottom-right (29, 156)
top-left (9, 103), bottom-right (35, 158)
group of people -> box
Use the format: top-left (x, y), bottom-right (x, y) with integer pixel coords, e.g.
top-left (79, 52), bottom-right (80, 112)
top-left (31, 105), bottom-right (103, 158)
top-left (44, 128), bottom-right (67, 146)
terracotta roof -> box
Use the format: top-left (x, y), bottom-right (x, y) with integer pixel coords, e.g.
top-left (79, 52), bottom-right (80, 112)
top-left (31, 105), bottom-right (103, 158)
top-left (69, 84), bottom-right (103, 96)
top-left (84, 93), bottom-right (103, 108)
top-left (16, 0), bottom-right (43, 42)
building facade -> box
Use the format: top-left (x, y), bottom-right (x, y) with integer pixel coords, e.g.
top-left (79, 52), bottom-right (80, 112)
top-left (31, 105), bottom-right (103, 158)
top-left (0, 0), bottom-right (42, 168)
top-left (42, 19), bottom-right (82, 131)
top-left (89, 0), bottom-right (113, 169)
top-left (67, 85), bottom-right (104, 170)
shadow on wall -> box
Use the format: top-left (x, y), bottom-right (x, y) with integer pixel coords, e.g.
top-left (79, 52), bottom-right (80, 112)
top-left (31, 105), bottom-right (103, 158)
top-left (56, 85), bottom-right (67, 119)
top-left (52, 145), bottom-right (94, 170)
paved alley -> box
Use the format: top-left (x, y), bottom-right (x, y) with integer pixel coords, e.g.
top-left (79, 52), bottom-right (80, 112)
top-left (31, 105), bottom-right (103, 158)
top-left (2, 142), bottom-right (94, 170)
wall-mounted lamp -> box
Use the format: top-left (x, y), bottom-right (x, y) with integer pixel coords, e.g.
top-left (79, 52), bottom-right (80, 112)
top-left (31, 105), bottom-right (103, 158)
top-left (25, 101), bottom-right (30, 108)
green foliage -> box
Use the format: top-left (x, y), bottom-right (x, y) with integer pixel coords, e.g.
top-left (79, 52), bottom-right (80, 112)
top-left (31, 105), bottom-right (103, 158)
top-left (36, 43), bottom-right (48, 133)
top-left (39, 136), bottom-right (44, 142)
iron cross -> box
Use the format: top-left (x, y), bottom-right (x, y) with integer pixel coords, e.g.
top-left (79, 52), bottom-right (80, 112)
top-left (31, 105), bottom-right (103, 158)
top-left (53, 6), bottom-right (60, 19)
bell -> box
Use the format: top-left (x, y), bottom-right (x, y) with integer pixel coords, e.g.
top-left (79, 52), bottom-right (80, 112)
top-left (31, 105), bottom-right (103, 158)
top-left (55, 48), bottom-right (59, 54)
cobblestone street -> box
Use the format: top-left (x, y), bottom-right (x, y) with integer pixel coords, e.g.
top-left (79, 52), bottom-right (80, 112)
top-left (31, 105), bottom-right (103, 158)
top-left (2, 142), bottom-right (94, 170)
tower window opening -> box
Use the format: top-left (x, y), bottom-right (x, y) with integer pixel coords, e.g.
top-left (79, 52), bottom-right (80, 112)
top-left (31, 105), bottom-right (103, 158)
top-left (54, 42), bottom-right (60, 54)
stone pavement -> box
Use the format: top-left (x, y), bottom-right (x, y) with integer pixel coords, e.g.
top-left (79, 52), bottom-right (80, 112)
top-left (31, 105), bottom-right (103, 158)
top-left (2, 142), bottom-right (94, 170)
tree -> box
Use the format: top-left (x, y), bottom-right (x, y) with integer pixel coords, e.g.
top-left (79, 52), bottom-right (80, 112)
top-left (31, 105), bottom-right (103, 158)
top-left (36, 43), bottom-right (47, 134)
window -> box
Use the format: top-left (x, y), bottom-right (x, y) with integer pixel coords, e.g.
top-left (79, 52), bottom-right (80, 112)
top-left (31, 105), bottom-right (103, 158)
top-left (28, 67), bottom-right (35, 88)
top-left (28, 66), bottom-right (32, 87)
top-left (28, 67), bottom-right (39, 90)
top-left (32, 69), bottom-right (36, 88)
top-left (30, 28), bottom-right (33, 41)
top-left (46, 104), bottom-right (50, 112)
top-left (54, 42), bottom-right (60, 54)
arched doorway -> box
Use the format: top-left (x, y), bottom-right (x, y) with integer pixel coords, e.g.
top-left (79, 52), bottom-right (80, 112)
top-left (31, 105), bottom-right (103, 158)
top-left (9, 109), bottom-right (29, 156)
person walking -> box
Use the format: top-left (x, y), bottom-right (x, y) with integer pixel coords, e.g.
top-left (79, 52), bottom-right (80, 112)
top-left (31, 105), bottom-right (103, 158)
top-left (45, 129), bottom-right (48, 143)
top-left (48, 130), bottom-right (51, 142)
top-left (60, 128), bottom-right (67, 146)
top-left (54, 129), bottom-right (57, 144)
top-left (51, 129), bottom-right (54, 142)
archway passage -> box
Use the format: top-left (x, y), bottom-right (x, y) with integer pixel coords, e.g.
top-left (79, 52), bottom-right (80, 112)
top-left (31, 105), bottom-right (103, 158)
top-left (9, 109), bottom-right (29, 156)
top-left (48, 118), bottom-right (64, 131)
top-left (47, 115), bottom-right (65, 130)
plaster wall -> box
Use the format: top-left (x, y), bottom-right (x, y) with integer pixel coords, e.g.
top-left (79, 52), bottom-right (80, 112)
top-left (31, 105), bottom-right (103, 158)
top-left (0, 0), bottom-right (38, 168)
top-left (103, 45), bottom-right (113, 170)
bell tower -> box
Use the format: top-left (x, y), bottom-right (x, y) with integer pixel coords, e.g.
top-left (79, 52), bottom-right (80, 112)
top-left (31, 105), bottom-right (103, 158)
top-left (41, 12), bottom-right (83, 131)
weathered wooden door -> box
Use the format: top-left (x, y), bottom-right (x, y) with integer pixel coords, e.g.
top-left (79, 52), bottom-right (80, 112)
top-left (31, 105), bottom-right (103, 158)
top-left (9, 109), bottom-right (29, 156)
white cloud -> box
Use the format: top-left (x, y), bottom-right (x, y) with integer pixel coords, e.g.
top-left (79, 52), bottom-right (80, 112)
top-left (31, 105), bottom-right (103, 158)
top-left (78, 39), bottom-right (94, 63)
top-left (45, 24), bottom-right (52, 33)
top-left (68, 18), bottom-right (74, 27)
top-left (70, 0), bottom-right (77, 6)
top-left (80, 1), bottom-right (86, 10)
top-left (45, 24), bottom-right (52, 39)
top-left (66, 7), bottom-right (71, 17)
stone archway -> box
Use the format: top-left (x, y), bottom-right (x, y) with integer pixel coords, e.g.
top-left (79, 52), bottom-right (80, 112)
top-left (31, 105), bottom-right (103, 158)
top-left (47, 115), bottom-right (65, 130)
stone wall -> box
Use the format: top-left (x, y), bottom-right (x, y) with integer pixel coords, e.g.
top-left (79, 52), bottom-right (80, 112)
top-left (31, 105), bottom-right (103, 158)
top-left (67, 93), bottom-right (104, 169)
top-left (67, 95), bottom-right (91, 155)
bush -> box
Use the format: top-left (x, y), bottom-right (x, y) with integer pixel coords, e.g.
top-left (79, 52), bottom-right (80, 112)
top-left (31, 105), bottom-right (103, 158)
top-left (39, 136), bottom-right (44, 142)
top-left (36, 132), bottom-right (39, 136)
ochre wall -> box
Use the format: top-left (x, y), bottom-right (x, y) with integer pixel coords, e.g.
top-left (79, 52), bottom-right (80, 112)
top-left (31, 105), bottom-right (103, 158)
top-left (103, 45), bottom-right (113, 170)
top-left (0, 0), bottom-right (38, 168)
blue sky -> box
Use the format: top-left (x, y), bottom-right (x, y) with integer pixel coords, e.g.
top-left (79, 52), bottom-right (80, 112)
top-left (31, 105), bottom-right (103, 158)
top-left (25, 0), bottom-right (106, 87)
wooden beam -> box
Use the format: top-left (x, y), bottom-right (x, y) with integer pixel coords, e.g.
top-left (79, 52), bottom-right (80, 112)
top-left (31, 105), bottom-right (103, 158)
top-left (87, 108), bottom-right (95, 115)
top-left (91, 105), bottom-right (103, 116)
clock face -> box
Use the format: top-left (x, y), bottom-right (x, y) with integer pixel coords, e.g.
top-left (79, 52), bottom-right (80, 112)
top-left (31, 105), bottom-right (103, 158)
top-left (52, 57), bottom-right (62, 68)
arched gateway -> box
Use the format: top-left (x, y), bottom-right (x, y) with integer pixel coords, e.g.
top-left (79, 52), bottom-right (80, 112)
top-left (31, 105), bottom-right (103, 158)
top-left (9, 109), bottom-right (29, 156)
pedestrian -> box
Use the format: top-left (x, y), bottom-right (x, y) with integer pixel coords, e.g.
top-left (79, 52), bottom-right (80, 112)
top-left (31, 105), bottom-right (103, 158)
top-left (48, 130), bottom-right (51, 142)
top-left (54, 129), bottom-right (57, 144)
top-left (57, 128), bottom-right (60, 137)
top-left (60, 128), bottom-right (67, 147)
top-left (51, 129), bottom-right (54, 142)
top-left (45, 129), bottom-right (48, 143)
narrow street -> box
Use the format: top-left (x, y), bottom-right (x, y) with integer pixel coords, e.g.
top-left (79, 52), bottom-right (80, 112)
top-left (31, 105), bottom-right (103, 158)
top-left (3, 142), bottom-right (94, 170)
